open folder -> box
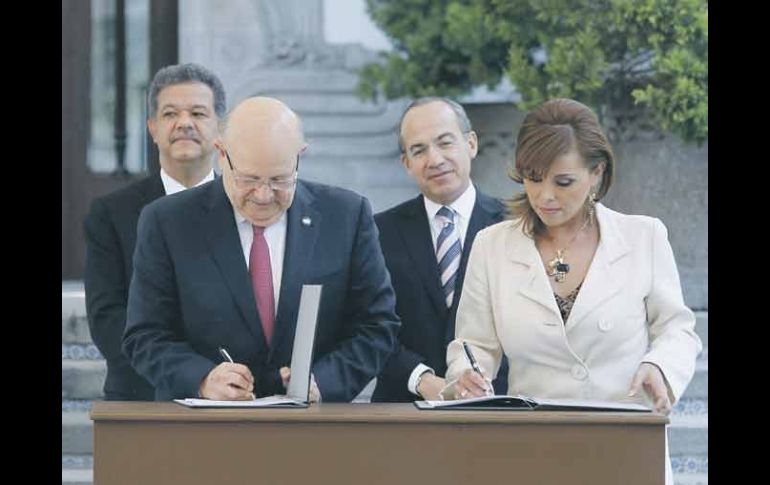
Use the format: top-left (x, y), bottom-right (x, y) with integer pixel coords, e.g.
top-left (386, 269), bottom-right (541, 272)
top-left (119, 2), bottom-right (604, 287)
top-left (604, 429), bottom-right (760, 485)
top-left (415, 395), bottom-right (652, 412)
top-left (174, 284), bottom-right (322, 409)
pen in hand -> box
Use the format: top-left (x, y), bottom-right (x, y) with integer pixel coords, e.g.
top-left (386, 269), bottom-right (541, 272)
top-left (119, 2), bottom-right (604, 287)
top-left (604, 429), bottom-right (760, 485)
top-left (218, 347), bottom-right (255, 400)
top-left (462, 341), bottom-right (493, 396)
top-left (219, 347), bottom-right (234, 363)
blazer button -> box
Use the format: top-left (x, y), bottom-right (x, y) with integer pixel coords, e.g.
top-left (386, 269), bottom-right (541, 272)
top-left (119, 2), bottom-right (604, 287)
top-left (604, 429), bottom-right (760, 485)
top-left (598, 319), bottom-right (613, 332)
top-left (571, 365), bottom-right (588, 380)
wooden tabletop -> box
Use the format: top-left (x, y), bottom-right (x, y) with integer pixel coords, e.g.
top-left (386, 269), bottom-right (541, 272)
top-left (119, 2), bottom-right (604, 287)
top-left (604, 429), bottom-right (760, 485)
top-left (91, 401), bottom-right (668, 425)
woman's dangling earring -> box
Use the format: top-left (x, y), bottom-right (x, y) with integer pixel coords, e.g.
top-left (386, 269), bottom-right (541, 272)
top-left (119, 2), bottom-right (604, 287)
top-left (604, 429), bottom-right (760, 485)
top-left (587, 191), bottom-right (597, 221)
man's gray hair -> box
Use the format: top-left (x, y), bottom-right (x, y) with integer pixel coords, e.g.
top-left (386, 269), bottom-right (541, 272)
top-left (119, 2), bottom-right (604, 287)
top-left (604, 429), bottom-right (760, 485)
top-left (147, 63), bottom-right (226, 118)
top-left (397, 97), bottom-right (473, 153)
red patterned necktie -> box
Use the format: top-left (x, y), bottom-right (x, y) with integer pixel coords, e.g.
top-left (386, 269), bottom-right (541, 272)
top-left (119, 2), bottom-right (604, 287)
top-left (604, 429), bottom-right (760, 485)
top-left (250, 225), bottom-right (275, 344)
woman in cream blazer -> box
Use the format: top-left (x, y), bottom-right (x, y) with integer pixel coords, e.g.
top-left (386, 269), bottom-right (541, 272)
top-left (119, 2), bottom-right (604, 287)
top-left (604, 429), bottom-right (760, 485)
top-left (445, 99), bottom-right (701, 484)
top-left (446, 201), bottom-right (701, 405)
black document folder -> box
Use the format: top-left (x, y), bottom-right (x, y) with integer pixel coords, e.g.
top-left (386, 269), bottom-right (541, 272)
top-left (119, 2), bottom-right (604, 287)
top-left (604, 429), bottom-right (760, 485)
top-left (414, 395), bottom-right (652, 412)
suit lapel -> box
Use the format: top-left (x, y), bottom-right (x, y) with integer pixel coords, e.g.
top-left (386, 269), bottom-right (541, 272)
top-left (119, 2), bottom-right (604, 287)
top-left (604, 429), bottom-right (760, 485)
top-left (270, 181), bottom-right (322, 362)
top-left (508, 228), bottom-right (563, 320)
top-left (124, 175), bottom-right (166, 264)
top-left (140, 174), bottom-right (166, 203)
top-left (395, 196), bottom-right (447, 317)
top-left (446, 191), bottom-right (504, 342)
top-left (128, 175), bottom-right (165, 221)
top-left (203, 179), bottom-right (265, 345)
top-left (565, 204), bottom-right (631, 330)
top-left (461, 193), bottom-right (501, 256)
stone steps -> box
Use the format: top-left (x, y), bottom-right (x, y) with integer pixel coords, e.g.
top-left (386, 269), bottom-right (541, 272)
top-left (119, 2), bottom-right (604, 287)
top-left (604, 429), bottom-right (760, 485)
top-left (670, 401), bottom-right (708, 485)
top-left (674, 474), bottom-right (708, 485)
top-left (671, 398), bottom-right (707, 421)
top-left (62, 454), bottom-right (93, 469)
top-left (669, 418), bottom-right (708, 455)
top-left (62, 343), bottom-right (102, 360)
top-left (671, 455), bottom-right (708, 475)
top-left (62, 360), bottom-right (105, 400)
top-left (62, 468), bottom-right (93, 485)
top-left (62, 411), bottom-right (92, 455)
top-left (62, 453), bottom-right (93, 485)
top-left (684, 359), bottom-right (707, 400)
top-left (61, 315), bottom-right (90, 345)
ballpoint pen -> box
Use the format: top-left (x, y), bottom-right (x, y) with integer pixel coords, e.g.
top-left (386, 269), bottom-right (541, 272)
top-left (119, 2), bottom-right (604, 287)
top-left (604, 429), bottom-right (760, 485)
top-left (219, 347), bottom-right (234, 363)
top-left (462, 341), bottom-right (493, 396)
top-left (218, 347), bottom-right (256, 400)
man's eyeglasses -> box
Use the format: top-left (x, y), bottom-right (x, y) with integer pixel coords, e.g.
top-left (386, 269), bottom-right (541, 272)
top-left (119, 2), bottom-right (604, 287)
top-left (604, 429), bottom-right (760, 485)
top-left (224, 149), bottom-right (299, 192)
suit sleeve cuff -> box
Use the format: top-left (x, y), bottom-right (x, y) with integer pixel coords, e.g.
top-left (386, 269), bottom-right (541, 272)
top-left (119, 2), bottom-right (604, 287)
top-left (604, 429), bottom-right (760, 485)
top-left (408, 364), bottom-right (434, 395)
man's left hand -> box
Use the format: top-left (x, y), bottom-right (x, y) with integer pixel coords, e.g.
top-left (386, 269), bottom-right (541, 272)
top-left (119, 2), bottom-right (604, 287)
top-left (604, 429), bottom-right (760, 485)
top-left (280, 366), bottom-right (321, 402)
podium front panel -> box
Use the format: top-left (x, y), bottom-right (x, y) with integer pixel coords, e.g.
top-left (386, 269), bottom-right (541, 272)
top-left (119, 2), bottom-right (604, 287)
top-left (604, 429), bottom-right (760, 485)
top-left (92, 402), bottom-right (667, 485)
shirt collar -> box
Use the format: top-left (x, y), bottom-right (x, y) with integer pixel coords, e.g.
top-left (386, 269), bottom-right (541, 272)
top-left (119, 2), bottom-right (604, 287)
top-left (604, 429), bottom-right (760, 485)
top-left (160, 167), bottom-right (215, 195)
top-left (233, 206), bottom-right (288, 230)
top-left (423, 183), bottom-right (476, 221)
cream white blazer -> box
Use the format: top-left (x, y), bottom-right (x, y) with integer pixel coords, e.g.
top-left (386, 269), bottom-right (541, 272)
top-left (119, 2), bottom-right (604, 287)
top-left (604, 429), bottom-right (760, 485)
top-left (446, 203), bottom-right (702, 406)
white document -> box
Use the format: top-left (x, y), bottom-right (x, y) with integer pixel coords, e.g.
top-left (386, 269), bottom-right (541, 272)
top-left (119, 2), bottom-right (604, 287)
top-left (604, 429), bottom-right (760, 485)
top-left (174, 284), bottom-right (322, 409)
top-left (174, 395), bottom-right (304, 408)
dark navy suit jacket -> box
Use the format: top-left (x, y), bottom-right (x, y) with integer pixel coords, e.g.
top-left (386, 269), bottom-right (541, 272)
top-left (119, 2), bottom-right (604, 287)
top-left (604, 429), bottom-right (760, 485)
top-left (372, 189), bottom-right (508, 401)
top-left (123, 178), bottom-right (400, 401)
top-left (84, 175), bottom-right (165, 400)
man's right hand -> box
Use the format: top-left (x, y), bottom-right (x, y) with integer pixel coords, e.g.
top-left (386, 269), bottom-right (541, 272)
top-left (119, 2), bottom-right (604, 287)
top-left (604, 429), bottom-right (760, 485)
top-left (198, 363), bottom-right (255, 400)
top-left (417, 373), bottom-right (446, 401)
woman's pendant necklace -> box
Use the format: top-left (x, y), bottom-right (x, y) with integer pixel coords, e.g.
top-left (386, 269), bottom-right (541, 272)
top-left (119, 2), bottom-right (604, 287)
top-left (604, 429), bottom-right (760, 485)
top-left (545, 215), bottom-right (591, 283)
top-left (547, 249), bottom-right (570, 283)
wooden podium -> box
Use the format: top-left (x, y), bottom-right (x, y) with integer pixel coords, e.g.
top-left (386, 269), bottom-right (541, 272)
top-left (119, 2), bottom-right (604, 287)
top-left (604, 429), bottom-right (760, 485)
top-left (91, 402), bottom-right (667, 485)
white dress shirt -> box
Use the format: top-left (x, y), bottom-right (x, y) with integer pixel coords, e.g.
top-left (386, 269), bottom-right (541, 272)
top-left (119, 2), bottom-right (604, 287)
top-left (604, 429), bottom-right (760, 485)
top-left (160, 167), bottom-right (215, 195)
top-left (408, 183), bottom-right (477, 396)
top-left (233, 210), bottom-right (287, 311)
top-left (423, 182), bottom-right (476, 253)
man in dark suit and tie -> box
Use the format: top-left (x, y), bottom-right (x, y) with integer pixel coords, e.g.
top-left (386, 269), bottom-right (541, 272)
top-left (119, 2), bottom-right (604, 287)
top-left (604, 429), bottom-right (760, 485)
top-left (372, 97), bottom-right (508, 402)
top-left (84, 63), bottom-right (225, 401)
top-left (123, 96), bottom-right (400, 401)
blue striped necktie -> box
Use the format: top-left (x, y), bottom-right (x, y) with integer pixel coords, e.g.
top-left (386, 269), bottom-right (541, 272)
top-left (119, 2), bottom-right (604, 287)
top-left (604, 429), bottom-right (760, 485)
top-left (436, 206), bottom-right (461, 308)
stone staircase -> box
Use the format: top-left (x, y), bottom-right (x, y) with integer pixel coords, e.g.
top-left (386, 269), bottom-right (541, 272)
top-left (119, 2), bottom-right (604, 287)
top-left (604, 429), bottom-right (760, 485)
top-left (62, 281), bottom-right (97, 485)
top-left (669, 322), bottom-right (709, 485)
top-left (62, 280), bottom-right (708, 484)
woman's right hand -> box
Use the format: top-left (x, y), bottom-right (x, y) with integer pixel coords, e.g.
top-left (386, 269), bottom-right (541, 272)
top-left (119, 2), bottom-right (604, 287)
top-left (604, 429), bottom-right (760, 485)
top-left (454, 368), bottom-right (493, 399)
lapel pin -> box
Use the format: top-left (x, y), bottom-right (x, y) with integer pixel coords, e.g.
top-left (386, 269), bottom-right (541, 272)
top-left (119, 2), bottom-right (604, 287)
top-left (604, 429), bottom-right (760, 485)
top-left (301, 216), bottom-right (312, 226)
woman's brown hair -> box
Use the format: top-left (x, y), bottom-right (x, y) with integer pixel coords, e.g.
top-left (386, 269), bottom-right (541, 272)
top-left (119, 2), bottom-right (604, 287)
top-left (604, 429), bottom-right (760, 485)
top-left (508, 98), bottom-right (615, 237)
